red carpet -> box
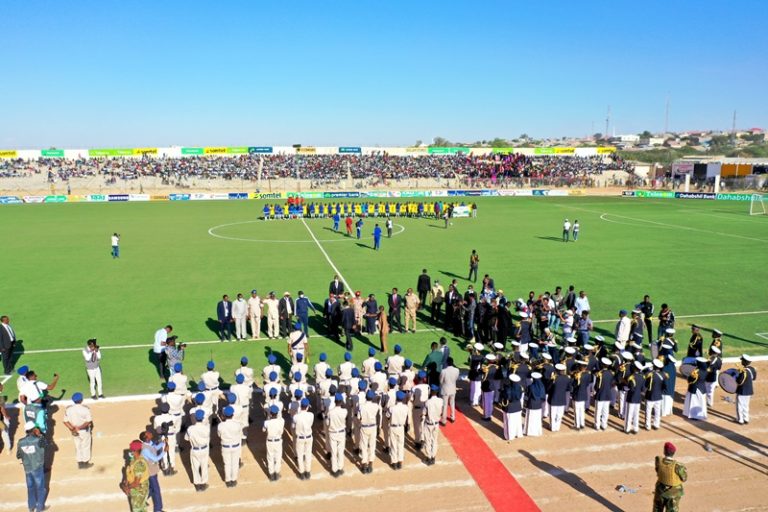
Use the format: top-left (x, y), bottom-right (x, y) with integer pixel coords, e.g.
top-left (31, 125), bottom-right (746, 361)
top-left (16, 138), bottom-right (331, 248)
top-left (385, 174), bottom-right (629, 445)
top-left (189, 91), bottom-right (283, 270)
top-left (441, 411), bottom-right (540, 512)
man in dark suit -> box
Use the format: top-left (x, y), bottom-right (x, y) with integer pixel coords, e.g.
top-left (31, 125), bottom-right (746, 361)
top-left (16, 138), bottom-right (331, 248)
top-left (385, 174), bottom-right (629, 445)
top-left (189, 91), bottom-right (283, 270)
top-left (341, 302), bottom-right (357, 351)
top-left (388, 288), bottom-right (404, 333)
top-left (216, 295), bottom-right (233, 342)
top-left (0, 315), bottom-right (17, 375)
top-left (278, 292), bottom-right (295, 338)
top-left (416, 269), bottom-right (431, 311)
top-left (329, 276), bottom-right (344, 297)
top-left (444, 285), bottom-right (459, 330)
top-left (324, 294), bottom-right (341, 341)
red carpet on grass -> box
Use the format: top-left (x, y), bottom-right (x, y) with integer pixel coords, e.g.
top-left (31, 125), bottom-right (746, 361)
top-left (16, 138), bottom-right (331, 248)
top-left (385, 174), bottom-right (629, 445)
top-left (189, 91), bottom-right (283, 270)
top-left (442, 411), bottom-right (540, 512)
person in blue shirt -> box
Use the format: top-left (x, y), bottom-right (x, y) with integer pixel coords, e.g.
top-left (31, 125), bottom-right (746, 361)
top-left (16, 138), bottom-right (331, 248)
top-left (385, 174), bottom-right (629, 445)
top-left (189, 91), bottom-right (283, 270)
top-left (140, 430), bottom-right (165, 512)
top-left (355, 218), bottom-right (364, 239)
top-left (262, 204), bottom-right (270, 220)
top-left (333, 212), bottom-right (340, 231)
top-left (294, 291), bottom-right (317, 336)
top-left (373, 224), bottom-right (382, 250)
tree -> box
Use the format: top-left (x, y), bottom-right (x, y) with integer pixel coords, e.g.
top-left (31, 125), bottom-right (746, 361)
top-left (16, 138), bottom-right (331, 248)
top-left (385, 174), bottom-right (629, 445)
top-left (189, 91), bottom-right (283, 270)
top-left (519, 133), bottom-right (529, 140)
top-left (431, 137), bottom-right (451, 147)
top-left (490, 137), bottom-right (509, 148)
top-left (414, 140), bottom-right (423, 147)
top-left (593, 133), bottom-right (603, 140)
top-left (639, 130), bottom-right (653, 138)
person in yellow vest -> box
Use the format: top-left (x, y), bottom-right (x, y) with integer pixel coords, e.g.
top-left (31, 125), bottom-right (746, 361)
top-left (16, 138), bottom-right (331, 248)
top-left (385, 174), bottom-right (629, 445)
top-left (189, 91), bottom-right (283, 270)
top-left (269, 204), bottom-right (275, 219)
top-left (653, 441), bottom-right (687, 512)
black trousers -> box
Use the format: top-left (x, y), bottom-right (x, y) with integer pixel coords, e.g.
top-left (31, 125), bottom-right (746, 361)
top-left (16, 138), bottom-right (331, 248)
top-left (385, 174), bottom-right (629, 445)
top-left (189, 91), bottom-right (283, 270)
top-left (418, 290), bottom-right (428, 308)
top-left (431, 301), bottom-right (443, 322)
top-left (1, 347), bottom-right (13, 375)
top-left (390, 310), bottom-right (403, 332)
top-left (644, 318), bottom-right (653, 340)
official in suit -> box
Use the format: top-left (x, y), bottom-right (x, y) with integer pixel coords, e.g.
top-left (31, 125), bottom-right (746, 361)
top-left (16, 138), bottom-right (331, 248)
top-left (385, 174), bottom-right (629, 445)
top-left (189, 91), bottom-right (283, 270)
top-left (388, 288), bottom-right (404, 333)
top-left (0, 316), bottom-right (17, 375)
top-left (439, 357), bottom-right (459, 424)
top-left (341, 302), bottom-right (357, 351)
top-left (329, 276), bottom-right (344, 297)
top-left (324, 294), bottom-right (341, 341)
top-left (216, 295), bottom-right (234, 342)
top-left (278, 292), bottom-right (295, 338)
top-left (295, 291), bottom-right (317, 337)
top-left (416, 270), bottom-right (431, 310)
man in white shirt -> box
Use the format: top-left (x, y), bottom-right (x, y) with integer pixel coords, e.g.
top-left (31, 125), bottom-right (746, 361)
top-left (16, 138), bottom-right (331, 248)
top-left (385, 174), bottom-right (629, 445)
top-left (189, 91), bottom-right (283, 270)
top-left (615, 309), bottom-right (631, 343)
top-left (562, 219), bottom-right (571, 242)
top-left (574, 291), bottom-right (591, 316)
top-left (247, 290), bottom-right (262, 340)
top-left (232, 294), bottom-right (248, 341)
top-left (110, 232), bottom-right (120, 258)
top-left (153, 325), bottom-right (172, 380)
top-left (82, 339), bottom-right (103, 399)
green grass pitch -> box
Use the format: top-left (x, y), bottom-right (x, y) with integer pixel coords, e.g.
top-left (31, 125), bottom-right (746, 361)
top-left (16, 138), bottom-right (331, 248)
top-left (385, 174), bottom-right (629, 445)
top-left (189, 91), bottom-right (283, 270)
top-left (1, 196), bottom-right (766, 398)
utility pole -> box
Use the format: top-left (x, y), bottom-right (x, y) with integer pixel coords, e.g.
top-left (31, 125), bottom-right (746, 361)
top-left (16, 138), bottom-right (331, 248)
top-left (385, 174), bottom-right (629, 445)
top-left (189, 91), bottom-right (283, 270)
top-left (731, 110), bottom-right (737, 145)
top-left (605, 106), bottom-right (611, 139)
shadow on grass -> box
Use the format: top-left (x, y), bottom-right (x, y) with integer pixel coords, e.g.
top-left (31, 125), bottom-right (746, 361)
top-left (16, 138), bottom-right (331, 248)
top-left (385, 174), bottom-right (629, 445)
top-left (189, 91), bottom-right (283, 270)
top-left (535, 236), bottom-right (566, 242)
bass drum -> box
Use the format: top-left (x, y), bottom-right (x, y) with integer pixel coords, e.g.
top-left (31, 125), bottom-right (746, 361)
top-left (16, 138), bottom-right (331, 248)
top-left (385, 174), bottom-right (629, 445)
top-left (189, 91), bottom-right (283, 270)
top-left (718, 368), bottom-right (739, 394)
top-left (679, 356), bottom-right (697, 377)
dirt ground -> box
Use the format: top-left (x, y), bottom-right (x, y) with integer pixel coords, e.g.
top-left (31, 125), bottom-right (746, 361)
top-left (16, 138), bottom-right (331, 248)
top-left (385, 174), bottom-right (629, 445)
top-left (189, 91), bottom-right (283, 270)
top-left (1, 362), bottom-right (766, 512)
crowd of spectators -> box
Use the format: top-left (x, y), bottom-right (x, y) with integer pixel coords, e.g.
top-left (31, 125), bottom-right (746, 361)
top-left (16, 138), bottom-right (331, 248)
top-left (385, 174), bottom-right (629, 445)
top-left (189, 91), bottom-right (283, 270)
top-left (0, 153), bottom-right (634, 186)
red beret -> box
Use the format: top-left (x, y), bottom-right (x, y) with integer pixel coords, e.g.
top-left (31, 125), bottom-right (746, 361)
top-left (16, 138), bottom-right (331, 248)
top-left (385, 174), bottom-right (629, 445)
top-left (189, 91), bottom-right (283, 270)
top-left (664, 442), bottom-right (676, 455)
top-left (129, 440), bottom-right (143, 452)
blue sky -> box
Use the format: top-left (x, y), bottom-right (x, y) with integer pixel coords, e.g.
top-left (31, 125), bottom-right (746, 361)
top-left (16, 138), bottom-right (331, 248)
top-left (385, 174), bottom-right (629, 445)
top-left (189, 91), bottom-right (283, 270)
top-left (1, 0), bottom-right (766, 148)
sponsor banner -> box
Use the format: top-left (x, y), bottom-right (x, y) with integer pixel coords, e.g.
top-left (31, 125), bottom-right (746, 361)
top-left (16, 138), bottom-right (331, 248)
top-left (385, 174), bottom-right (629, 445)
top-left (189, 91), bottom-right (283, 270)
top-left (203, 147), bottom-right (227, 155)
top-left (453, 205), bottom-right (471, 218)
top-left (431, 190), bottom-right (448, 197)
top-left (228, 192), bottom-right (249, 200)
top-left (497, 189), bottom-right (531, 196)
top-left (128, 194), bottom-right (150, 201)
top-left (212, 193), bottom-right (230, 200)
top-left (132, 147), bottom-right (158, 156)
top-left (43, 195), bottom-right (68, 203)
top-left (534, 148), bottom-right (555, 155)
top-left (190, 193), bottom-right (214, 200)
top-left (248, 146), bottom-right (273, 154)
top-left (251, 192), bottom-right (287, 200)
top-left (532, 189), bottom-right (546, 196)
top-left (491, 148), bottom-right (517, 154)
top-left (107, 194), bottom-right (129, 202)
top-left (428, 147), bottom-right (470, 155)
top-left (716, 193), bottom-right (752, 201)
top-left (545, 190), bottom-right (569, 196)
top-left (88, 148), bottom-right (133, 157)
top-left (675, 192), bottom-right (716, 200)
top-left (322, 191), bottom-right (359, 199)
top-left (296, 147), bottom-right (317, 154)
top-left (448, 189), bottom-right (489, 197)
top-left (405, 147), bottom-right (428, 153)
top-left (181, 147), bottom-right (204, 155)
top-left (150, 195), bottom-right (168, 201)
top-left (169, 193), bottom-right (191, 201)
top-left (67, 195), bottom-right (87, 202)
top-left (635, 190), bottom-right (675, 199)
top-left (622, 191), bottom-right (636, 197)
top-left (0, 150), bottom-right (18, 158)
top-left (0, 195), bottom-right (23, 204)
top-left (41, 149), bottom-right (65, 158)
top-left (23, 196), bottom-right (45, 203)
top-left (597, 147), bottom-right (617, 154)
top-left (338, 146), bottom-right (361, 154)
top-left (226, 147), bottom-right (248, 154)
top-left (87, 194), bottom-right (108, 202)
top-left (360, 191), bottom-right (389, 198)
top-left (553, 148), bottom-right (575, 155)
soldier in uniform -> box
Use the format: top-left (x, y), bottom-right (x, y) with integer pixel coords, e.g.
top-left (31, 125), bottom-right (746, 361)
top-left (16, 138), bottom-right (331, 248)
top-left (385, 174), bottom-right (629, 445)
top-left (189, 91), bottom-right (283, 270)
top-left (63, 392), bottom-right (93, 469)
top-left (422, 385), bottom-right (443, 465)
top-left (660, 352), bottom-right (676, 417)
top-left (625, 361), bottom-right (646, 434)
top-left (683, 357), bottom-right (708, 421)
top-left (200, 361), bottom-right (221, 415)
top-left (404, 288), bottom-right (420, 333)
top-left (217, 406), bottom-right (243, 487)
top-left (263, 405), bottom-right (285, 481)
top-left (467, 342), bottom-right (484, 407)
top-left (326, 393), bottom-right (347, 477)
top-left (686, 325), bottom-right (703, 358)
top-left (548, 364), bottom-right (572, 432)
top-left (653, 442), bottom-right (687, 512)
top-left (594, 357), bottom-right (614, 430)
top-left (501, 374), bottom-right (524, 440)
top-left (524, 372), bottom-right (545, 437)
top-left (387, 390), bottom-right (409, 469)
top-left (736, 354), bottom-right (757, 424)
top-left (294, 398), bottom-right (314, 479)
top-left (185, 409), bottom-right (211, 491)
top-left (571, 361), bottom-right (591, 430)
top-left (480, 354), bottom-right (497, 421)
top-left (645, 359), bottom-right (665, 430)
top-left (358, 390), bottom-right (380, 474)
top-left (710, 328), bottom-right (723, 353)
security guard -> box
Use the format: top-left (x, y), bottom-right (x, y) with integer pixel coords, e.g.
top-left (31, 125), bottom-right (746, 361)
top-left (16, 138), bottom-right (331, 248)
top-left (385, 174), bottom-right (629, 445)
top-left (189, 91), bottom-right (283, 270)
top-left (654, 442), bottom-right (687, 512)
top-left (185, 409), bottom-right (211, 491)
top-left (327, 393), bottom-right (348, 477)
top-left (62, 392), bottom-right (93, 469)
top-left (230, 374), bottom-right (252, 439)
top-left (422, 385), bottom-right (443, 465)
top-left (200, 361), bottom-right (221, 415)
top-left (217, 406), bottom-right (242, 487)
top-left (294, 398), bottom-right (314, 480)
top-left (263, 405), bottom-right (285, 481)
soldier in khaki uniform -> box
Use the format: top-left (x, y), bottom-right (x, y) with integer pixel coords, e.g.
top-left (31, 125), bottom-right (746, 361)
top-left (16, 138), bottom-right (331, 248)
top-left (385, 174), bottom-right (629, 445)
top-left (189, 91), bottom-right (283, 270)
top-left (387, 391), bottom-right (409, 470)
top-left (247, 290), bottom-right (262, 339)
top-left (358, 390), bottom-right (379, 474)
top-left (185, 410), bottom-right (211, 491)
top-left (326, 393), bottom-right (348, 477)
top-left (404, 288), bottom-right (420, 333)
top-left (62, 392), bottom-right (93, 469)
top-left (263, 292), bottom-right (280, 339)
top-left (294, 398), bottom-right (314, 480)
top-left (654, 442), bottom-right (687, 512)
top-left (217, 406), bottom-right (243, 487)
top-left (263, 405), bottom-right (285, 481)
top-left (230, 374), bottom-right (252, 439)
top-left (422, 385), bottom-right (443, 465)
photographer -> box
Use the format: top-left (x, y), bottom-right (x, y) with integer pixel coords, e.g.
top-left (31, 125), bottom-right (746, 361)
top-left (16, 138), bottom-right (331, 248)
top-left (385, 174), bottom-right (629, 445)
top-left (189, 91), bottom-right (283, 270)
top-left (164, 337), bottom-right (186, 377)
top-left (19, 370), bottom-right (60, 435)
top-left (83, 339), bottom-right (103, 399)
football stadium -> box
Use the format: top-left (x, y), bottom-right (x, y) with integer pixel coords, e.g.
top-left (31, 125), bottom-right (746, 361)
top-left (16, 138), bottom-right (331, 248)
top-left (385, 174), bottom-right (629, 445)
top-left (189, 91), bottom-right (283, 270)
top-left (1, 3), bottom-right (767, 512)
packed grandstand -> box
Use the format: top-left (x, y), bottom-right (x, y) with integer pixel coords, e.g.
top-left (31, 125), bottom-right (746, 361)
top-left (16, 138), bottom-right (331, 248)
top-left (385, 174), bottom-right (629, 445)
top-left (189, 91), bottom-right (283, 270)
top-left (0, 153), bottom-right (636, 186)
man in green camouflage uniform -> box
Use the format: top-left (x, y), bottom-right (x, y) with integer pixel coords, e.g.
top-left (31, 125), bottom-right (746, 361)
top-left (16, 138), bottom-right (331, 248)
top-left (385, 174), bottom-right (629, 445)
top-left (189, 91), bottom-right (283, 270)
top-left (653, 441), bottom-right (687, 512)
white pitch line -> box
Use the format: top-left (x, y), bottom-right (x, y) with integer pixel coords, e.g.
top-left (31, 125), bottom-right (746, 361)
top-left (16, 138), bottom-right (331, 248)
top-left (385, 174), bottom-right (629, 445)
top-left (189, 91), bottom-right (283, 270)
top-left (599, 212), bottom-right (768, 243)
top-left (592, 309), bottom-right (768, 323)
top-left (301, 217), bottom-right (353, 293)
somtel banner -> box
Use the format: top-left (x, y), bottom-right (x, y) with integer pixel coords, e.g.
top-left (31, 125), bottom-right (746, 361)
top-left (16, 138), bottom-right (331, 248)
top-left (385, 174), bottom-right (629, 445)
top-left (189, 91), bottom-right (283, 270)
top-left (0, 150), bottom-right (18, 158)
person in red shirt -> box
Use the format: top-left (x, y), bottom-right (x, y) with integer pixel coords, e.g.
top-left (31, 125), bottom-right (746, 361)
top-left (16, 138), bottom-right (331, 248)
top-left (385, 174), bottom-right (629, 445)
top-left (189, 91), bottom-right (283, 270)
top-left (345, 216), bottom-right (353, 236)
